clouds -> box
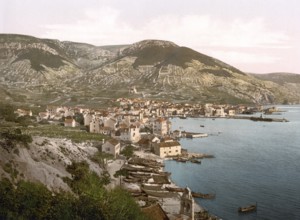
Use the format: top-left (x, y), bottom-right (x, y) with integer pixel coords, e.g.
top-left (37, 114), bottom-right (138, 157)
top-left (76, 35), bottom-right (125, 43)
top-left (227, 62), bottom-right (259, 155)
top-left (42, 7), bottom-right (139, 44)
top-left (42, 7), bottom-right (290, 48)
top-left (40, 7), bottom-right (291, 72)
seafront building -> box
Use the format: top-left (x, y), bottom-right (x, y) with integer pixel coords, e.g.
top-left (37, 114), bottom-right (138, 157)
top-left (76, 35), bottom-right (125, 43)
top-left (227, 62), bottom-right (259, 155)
top-left (153, 140), bottom-right (181, 158)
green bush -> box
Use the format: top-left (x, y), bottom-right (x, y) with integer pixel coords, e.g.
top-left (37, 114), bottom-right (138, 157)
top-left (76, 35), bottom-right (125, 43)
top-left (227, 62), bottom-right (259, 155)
top-left (90, 151), bottom-right (113, 169)
top-left (0, 104), bottom-right (16, 122)
top-left (0, 164), bottom-right (148, 219)
top-left (0, 130), bottom-right (33, 149)
top-left (121, 145), bottom-right (135, 159)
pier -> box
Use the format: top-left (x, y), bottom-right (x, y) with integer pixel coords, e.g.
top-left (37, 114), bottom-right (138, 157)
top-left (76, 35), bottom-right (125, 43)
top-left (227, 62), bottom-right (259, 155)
top-left (228, 115), bottom-right (289, 122)
top-left (182, 131), bottom-right (208, 138)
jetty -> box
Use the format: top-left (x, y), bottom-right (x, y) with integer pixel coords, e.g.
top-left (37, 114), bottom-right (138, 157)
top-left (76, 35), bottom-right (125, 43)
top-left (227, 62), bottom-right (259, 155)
top-left (228, 115), bottom-right (289, 122)
top-left (185, 151), bottom-right (215, 159)
top-left (182, 131), bottom-right (208, 138)
top-left (165, 187), bottom-right (216, 199)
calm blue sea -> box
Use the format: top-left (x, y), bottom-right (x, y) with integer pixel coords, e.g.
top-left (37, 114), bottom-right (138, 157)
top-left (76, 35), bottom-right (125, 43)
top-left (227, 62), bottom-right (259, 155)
top-left (164, 105), bottom-right (300, 220)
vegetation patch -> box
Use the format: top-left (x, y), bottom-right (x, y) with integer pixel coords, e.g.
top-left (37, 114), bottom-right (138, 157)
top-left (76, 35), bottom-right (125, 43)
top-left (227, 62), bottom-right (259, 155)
top-left (121, 145), bottom-right (135, 159)
top-left (3, 162), bottom-right (19, 180)
top-left (90, 151), bottom-right (113, 169)
top-left (14, 48), bottom-right (66, 71)
top-left (23, 124), bottom-right (108, 142)
top-left (0, 129), bottom-right (33, 150)
top-left (202, 68), bottom-right (232, 77)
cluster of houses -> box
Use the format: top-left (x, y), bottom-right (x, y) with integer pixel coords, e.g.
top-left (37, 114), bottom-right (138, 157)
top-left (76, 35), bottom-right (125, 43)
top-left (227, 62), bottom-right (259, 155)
top-left (15, 98), bottom-right (262, 159)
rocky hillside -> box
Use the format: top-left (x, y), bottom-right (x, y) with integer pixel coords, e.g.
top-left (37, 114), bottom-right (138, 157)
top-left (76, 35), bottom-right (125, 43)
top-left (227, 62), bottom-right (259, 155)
top-left (250, 73), bottom-right (300, 104)
top-left (250, 72), bottom-right (300, 85)
top-left (1, 34), bottom-right (300, 106)
top-left (0, 135), bottom-right (101, 191)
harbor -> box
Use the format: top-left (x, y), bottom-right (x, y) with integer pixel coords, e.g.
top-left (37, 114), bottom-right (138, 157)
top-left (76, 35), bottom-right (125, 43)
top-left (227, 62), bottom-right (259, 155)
top-left (109, 150), bottom-right (219, 220)
top-left (165, 106), bottom-right (300, 220)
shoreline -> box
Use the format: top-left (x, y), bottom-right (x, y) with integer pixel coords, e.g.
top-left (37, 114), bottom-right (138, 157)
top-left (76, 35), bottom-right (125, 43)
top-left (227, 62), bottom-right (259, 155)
top-left (128, 150), bottom-right (218, 219)
top-left (106, 146), bottom-right (219, 219)
top-left (174, 115), bottom-right (289, 123)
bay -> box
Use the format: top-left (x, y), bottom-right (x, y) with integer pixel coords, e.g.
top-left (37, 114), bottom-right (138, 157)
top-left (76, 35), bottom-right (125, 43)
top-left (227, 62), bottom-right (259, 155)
top-left (164, 105), bottom-right (300, 220)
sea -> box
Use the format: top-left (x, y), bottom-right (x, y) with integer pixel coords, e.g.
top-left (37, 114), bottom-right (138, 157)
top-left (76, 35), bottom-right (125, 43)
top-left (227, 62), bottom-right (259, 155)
top-left (164, 105), bottom-right (300, 220)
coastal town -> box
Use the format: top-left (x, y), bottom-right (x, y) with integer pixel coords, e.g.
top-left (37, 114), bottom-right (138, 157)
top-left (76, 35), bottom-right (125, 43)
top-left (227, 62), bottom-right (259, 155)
top-left (14, 98), bottom-right (276, 159)
top-left (12, 99), bottom-right (284, 220)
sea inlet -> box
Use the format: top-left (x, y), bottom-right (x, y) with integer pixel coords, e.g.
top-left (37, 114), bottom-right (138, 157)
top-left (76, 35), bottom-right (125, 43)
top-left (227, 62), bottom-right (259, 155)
top-left (165, 105), bottom-right (300, 220)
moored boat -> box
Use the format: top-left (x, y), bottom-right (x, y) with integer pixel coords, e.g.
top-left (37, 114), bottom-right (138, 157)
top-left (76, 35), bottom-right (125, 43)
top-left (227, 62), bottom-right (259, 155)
top-left (192, 192), bottom-right (216, 199)
top-left (165, 186), bottom-right (185, 192)
top-left (190, 159), bottom-right (201, 164)
top-left (174, 157), bottom-right (188, 163)
top-left (238, 203), bottom-right (257, 213)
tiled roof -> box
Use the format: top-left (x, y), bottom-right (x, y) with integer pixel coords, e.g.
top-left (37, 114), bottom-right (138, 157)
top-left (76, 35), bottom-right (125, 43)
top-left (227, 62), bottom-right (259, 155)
top-left (155, 118), bottom-right (166, 122)
top-left (142, 203), bottom-right (169, 220)
top-left (108, 139), bottom-right (119, 146)
top-left (64, 118), bottom-right (74, 123)
top-left (158, 141), bottom-right (180, 148)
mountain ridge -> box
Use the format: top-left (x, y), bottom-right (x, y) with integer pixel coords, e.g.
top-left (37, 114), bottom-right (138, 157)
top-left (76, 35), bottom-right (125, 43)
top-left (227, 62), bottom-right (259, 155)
top-left (1, 33), bottom-right (300, 106)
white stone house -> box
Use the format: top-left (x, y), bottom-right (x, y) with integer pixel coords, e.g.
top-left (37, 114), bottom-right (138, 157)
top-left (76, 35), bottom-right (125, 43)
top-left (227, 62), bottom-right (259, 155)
top-left (84, 113), bottom-right (93, 126)
top-left (104, 117), bottom-right (118, 130)
top-left (152, 117), bottom-right (170, 136)
top-left (89, 118), bottom-right (101, 133)
top-left (172, 130), bottom-right (182, 139)
top-left (14, 109), bottom-right (32, 117)
top-left (117, 125), bottom-right (141, 143)
top-left (153, 141), bottom-right (181, 158)
top-left (102, 139), bottom-right (120, 158)
top-left (38, 112), bottom-right (49, 120)
top-left (214, 107), bottom-right (225, 117)
top-left (226, 109), bottom-right (236, 116)
top-left (64, 118), bottom-right (76, 127)
top-left (99, 126), bottom-right (113, 136)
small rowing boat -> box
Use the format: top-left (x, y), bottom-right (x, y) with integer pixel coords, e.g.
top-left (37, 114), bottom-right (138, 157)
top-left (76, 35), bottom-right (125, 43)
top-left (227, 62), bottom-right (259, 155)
top-left (238, 203), bottom-right (257, 213)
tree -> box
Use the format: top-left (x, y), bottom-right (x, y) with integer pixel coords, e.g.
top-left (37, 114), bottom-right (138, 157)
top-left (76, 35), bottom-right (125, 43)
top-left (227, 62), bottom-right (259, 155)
top-left (0, 104), bottom-right (17, 121)
top-left (14, 180), bottom-right (53, 219)
top-left (121, 145), bottom-right (135, 159)
top-left (74, 113), bottom-right (84, 125)
top-left (0, 178), bottom-right (16, 218)
top-left (105, 187), bottom-right (148, 220)
top-left (46, 192), bottom-right (77, 220)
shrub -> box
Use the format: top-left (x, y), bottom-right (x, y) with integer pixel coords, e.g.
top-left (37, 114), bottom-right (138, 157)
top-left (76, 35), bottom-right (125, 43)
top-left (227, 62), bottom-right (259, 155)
top-left (121, 145), bottom-right (135, 159)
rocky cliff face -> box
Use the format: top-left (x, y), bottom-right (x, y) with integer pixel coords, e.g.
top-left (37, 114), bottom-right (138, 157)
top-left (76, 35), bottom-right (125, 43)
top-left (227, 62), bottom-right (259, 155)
top-left (0, 136), bottom-right (100, 191)
top-left (1, 34), bottom-right (299, 106)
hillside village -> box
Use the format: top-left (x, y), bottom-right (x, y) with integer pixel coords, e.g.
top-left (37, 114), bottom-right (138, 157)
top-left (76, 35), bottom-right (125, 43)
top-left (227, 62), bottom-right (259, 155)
top-left (15, 98), bottom-right (262, 159)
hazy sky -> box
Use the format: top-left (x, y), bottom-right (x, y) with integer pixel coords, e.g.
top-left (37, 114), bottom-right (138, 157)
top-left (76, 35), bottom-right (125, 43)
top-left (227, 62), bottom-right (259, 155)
top-left (1, 0), bottom-right (300, 73)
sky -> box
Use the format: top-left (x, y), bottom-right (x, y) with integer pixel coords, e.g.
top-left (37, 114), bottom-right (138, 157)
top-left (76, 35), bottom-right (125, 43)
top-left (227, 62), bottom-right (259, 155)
top-left (1, 0), bottom-right (300, 74)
